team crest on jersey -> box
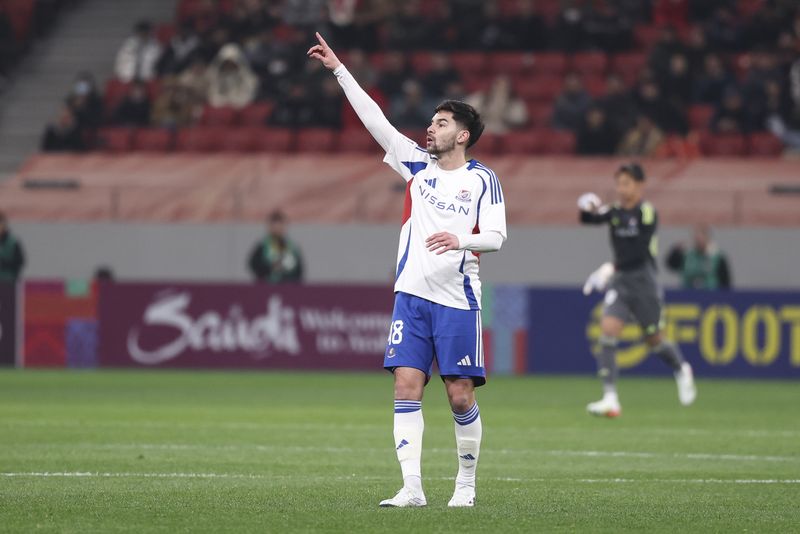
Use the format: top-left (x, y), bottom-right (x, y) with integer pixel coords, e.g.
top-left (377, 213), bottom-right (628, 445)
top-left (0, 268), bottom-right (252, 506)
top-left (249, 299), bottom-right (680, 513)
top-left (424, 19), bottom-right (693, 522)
top-left (456, 190), bottom-right (472, 203)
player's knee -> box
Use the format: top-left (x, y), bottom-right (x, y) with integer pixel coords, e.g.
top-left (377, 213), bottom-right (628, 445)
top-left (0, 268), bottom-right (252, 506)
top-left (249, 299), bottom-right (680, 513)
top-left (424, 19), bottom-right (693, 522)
top-left (446, 384), bottom-right (474, 413)
top-left (645, 333), bottom-right (662, 347)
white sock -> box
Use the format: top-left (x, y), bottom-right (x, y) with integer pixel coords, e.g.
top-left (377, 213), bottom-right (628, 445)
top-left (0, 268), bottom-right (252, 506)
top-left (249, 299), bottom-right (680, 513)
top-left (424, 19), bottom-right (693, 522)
top-left (393, 400), bottom-right (423, 493)
top-left (453, 403), bottom-right (482, 488)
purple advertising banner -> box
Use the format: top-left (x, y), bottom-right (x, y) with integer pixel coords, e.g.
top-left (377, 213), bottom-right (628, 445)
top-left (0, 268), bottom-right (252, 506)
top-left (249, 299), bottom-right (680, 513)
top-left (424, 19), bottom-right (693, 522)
top-left (98, 282), bottom-right (395, 369)
top-left (0, 283), bottom-right (17, 366)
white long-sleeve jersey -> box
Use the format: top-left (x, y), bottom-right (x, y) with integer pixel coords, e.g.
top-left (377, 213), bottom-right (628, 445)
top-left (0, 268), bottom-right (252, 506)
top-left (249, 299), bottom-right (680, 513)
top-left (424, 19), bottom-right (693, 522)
top-left (333, 65), bottom-right (507, 310)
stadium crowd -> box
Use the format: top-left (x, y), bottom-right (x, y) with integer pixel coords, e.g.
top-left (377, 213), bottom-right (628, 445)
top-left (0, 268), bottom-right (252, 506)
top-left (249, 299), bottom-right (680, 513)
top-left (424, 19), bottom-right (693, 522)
top-left (39, 0), bottom-right (800, 156)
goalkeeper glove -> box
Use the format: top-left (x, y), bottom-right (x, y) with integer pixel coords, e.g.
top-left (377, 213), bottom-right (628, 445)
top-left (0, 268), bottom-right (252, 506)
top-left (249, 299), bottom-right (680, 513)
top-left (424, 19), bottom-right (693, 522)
top-left (582, 262), bottom-right (615, 296)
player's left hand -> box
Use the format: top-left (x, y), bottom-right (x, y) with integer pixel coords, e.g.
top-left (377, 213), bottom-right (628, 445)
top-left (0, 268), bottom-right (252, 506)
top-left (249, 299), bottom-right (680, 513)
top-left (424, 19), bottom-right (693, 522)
top-left (426, 232), bottom-right (460, 255)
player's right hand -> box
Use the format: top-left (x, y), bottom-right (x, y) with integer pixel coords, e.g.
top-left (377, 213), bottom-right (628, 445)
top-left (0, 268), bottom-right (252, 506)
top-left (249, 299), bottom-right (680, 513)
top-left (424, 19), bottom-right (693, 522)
top-left (307, 32), bottom-right (342, 71)
top-left (577, 192), bottom-right (601, 212)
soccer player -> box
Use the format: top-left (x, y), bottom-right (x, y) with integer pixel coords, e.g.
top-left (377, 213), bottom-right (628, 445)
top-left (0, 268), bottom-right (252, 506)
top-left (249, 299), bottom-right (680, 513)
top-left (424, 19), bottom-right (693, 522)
top-left (578, 163), bottom-right (696, 417)
top-left (308, 33), bottom-right (506, 508)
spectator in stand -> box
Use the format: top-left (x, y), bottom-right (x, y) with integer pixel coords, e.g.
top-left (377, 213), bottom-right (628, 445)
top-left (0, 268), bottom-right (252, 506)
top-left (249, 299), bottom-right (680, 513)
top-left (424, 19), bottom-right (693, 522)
top-left (617, 114), bottom-right (665, 156)
top-left (244, 29), bottom-right (294, 99)
top-left (584, 3), bottom-right (633, 52)
top-left (206, 43), bottom-right (259, 109)
top-left (197, 26), bottom-right (232, 64)
top-left (151, 77), bottom-right (200, 128)
top-left (741, 49), bottom-right (783, 128)
top-left (384, 1), bottom-right (435, 50)
top-left (114, 20), bottom-right (162, 82)
top-left (269, 82), bottom-right (317, 127)
top-left (649, 26), bottom-right (686, 83)
top-left (652, 0), bottom-right (689, 31)
top-left (0, 212), bottom-right (25, 282)
top-left (705, 7), bottom-right (743, 51)
top-left (693, 53), bottom-right (734, 104)
top-left (576, 106), bottom-right (619, 155)
top-left (711, 87), bottom-right (751, 134)
top-left (248, 210), bottom-right (304, 284)
top-left (340, 49), bottom-right (388, 129)
top-left (156, 21), bottom-right (200, 76)
top-left (282, 0), bottom-right (327, 31)
top-left (658, 52), bottom-right (693, 106)
top-left (452, 0), bottom-right (489, 49)
top-left (226, 0), bottom-right (279, 42)
top-left (505, 0), bottom-right (547, 51)
top-left (313, 77), bottom-right (343, 128)
top-left (599, 73), bottom-right (638, 138)
top-left (178, 54), bottom-right (210, 104)
top-left (553, 0), bottom-right (587, 51)
top-left (66, 72), bottom-right (103, 132)
top-left (552, 72), bottom-right (591, 132)
top-left (635, 80), bottom-right (688, 134)
top-left (684, 26), bottom-right (709, 75)
top-left (41, 105), bottom-right (86, 152)
top-left (377, 52), bottom-right (414, 101)
top-left (110, 80), bottom-right (152, 126)
top-left (666, 224), bottom-right (732, 290)
top-left (390, 80), bottom-right (430, 129)
top-left (465, 75), bottom-right (528, 134)
top-left (421, 53), bottom-right (461, 100)
top-left (479, 0), bottom-right (516, 50)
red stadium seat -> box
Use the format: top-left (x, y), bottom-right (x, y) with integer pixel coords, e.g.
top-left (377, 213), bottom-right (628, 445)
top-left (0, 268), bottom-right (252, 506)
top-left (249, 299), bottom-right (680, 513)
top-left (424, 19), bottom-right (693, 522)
top-left (295, 128), bottom-right (337, 153)
top-left (688, 105), bottom-right (714, 131)
top-left (748, 132), bottom-right (784, 157)
top-left (450, 52), bottom-right (488, 77)
top-left (95, 127), bottom-right (133, 153)
top-left (103, 79), bottom-right (131, 116)
top-left (472, 133), bottom-right (502, 156)
top-left (526, 103), bottom-right (553, 128)
top-left (336, 129), bottom-right (381, 153)
top-left (490, 52), bottom-right (535, 77)
top-left (499, 130), bottom-right (544, 154)
top-left (542, 129), bottom-right (576, 154)
top-left (530, 52), bottom-right (568, 76)
top-left (201, 105), bottom-right (240, 126)
top-left (131, 128), bottom-right (174, 152)
top-left (411, 51), bottom-right (435, 75)
top-left (699, 132), bottom-right (748, 157)
top-left (253, 128), bottom-right (294, 152)
top-left (571, 52), bottom-right (609, 76)
top-left (634, 25), bottom-right (662, 49)
top-left (218, 127), bottom-right (260, 152)
top-left (514, 76), bottom-right (563, 102)
top-left (583, 74), bottom-right (607, 98)
top-left (610, 52), bottom-right (648, 85)
top-left (239, 102), bottom-right (275, 126)
top-left (155, 23), bottom-right (175, 45)
top-left (175, 127), bottom-right (222, 152)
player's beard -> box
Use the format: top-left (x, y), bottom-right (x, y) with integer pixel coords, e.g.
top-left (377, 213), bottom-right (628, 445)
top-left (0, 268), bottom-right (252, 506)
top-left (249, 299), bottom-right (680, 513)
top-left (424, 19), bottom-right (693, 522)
top-left (427, 134), bottom-right (457, 156)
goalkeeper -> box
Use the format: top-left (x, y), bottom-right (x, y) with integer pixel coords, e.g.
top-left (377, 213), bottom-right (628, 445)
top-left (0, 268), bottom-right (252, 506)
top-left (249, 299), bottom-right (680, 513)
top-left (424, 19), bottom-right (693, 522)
top-left (578, 163), bottom-right (696, 417)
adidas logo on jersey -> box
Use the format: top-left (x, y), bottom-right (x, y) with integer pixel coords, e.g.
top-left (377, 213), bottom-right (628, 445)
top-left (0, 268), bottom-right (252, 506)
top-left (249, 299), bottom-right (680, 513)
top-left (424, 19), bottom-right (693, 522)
top-left (457, 355), bottom-right (472, 366)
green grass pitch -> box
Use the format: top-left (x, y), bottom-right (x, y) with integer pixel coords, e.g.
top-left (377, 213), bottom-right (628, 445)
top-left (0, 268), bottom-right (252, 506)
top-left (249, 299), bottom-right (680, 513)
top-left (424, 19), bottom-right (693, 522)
top-left (1, 370), bottom-right (798, 533)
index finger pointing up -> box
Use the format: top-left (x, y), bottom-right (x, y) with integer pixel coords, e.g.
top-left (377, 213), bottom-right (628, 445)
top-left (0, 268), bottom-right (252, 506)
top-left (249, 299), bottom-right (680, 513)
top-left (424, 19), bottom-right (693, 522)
top-left (316, 32), bottom-right (329, 48)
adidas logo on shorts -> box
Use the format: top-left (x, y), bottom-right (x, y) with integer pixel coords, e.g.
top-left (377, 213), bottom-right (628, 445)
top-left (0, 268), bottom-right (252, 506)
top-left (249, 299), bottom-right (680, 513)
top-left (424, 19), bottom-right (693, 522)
top-left (457, 355), bottom-right (472, 366)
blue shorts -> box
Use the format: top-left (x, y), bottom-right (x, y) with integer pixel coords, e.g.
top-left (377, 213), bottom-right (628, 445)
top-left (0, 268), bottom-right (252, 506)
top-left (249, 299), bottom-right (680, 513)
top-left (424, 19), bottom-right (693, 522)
top-left (384, 292), bottom-right (486, 387)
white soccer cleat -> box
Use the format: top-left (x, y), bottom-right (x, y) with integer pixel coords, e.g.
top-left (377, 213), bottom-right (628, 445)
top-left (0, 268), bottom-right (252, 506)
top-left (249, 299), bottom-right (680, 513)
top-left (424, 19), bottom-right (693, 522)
top-left (587, 396), bottom-right (622, 418)
top-left (675, 362), bottom-right (697, 406)
top-left (448, 485), bottom-right (476, 507)
top-left (379, 486), bottom-right (427, 508)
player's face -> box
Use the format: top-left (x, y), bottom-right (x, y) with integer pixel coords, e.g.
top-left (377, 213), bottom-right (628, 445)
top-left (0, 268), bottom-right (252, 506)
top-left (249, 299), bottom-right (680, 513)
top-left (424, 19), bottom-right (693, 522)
top-left (426, 111), bottom-right (466, 156)
top-left (614, 172), bottom-right (643, 205)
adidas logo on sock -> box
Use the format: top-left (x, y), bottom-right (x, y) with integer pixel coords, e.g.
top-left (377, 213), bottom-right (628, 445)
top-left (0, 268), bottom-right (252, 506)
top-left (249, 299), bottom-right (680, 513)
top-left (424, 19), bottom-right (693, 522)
top-left (396, 439), bottom-right (409, 450)
top-left (457, 355), bottom-right (472, 366)
top-left (459, 453), bottom-right (476, 460)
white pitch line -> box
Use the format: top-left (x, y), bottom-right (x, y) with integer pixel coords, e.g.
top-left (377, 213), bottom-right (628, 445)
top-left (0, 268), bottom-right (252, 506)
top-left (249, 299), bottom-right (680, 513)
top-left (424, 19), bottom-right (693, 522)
top-left (3, 442), bottom-right (798, 463)
top-left (2, 472), bottom-right (799, 485)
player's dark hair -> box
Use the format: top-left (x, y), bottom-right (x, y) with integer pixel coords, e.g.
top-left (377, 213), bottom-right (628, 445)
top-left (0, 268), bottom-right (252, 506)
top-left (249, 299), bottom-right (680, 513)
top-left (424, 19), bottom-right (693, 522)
top-left (434, 100), bottom-right (484, 149)
top-left (616, 162), bottom-right (646, 182)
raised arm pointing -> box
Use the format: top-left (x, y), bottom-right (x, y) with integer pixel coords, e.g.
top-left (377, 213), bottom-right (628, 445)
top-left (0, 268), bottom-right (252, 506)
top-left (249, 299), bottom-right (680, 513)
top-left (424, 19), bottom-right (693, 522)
top-left (307, 32), bottom-right (399, 153)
